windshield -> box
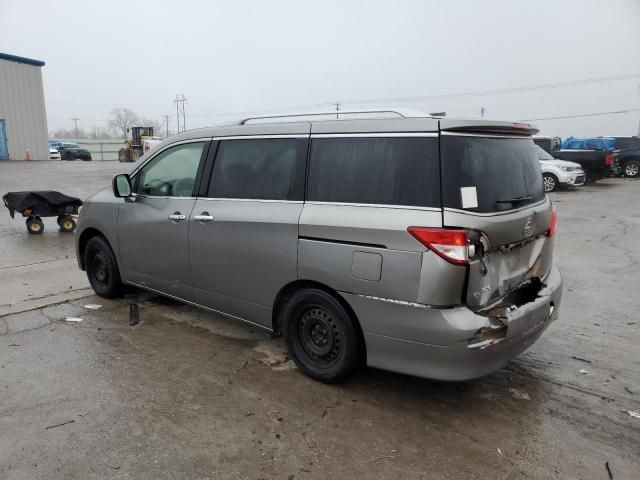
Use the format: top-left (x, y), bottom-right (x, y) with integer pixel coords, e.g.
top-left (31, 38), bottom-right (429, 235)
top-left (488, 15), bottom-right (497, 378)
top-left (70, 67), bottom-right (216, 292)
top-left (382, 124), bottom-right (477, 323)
top-left (441, 135), bottom-right (545, 213)
top-left (534, 145), bottom-right (555, 161)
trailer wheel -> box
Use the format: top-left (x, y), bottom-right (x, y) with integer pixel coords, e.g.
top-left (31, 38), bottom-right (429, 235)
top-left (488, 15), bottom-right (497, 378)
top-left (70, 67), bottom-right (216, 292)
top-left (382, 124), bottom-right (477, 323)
top-left (58, 216), bottom-right (76, 233)
top-left (26, 217), bottom-right (44, 234)
top-left (132, 149), bottom-right (141, 161)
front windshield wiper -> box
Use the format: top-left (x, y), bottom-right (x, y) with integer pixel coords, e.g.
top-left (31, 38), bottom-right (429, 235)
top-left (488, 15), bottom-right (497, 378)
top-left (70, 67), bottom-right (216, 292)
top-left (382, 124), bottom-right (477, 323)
top-left (495, 196), bottom-right (533, 205)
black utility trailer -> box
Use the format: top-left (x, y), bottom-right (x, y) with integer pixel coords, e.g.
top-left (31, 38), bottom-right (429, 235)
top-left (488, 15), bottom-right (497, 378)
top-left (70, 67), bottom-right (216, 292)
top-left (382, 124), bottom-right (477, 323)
top-left (2, 191), bottom-right (83, 234)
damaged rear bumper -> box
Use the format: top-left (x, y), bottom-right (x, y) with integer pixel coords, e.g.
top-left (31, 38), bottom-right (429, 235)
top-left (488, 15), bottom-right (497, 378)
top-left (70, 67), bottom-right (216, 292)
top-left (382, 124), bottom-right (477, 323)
top-left (340, 266), bottom-right (563, 381)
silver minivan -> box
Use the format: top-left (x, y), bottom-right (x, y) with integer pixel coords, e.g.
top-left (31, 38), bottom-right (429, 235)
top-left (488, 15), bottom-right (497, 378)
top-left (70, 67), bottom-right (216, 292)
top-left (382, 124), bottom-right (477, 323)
top-left (76, 111), bottom-right (562, 383)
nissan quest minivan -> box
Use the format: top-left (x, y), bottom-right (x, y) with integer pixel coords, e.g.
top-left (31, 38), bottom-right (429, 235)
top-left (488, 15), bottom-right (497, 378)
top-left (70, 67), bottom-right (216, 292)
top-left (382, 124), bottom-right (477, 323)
top-left (76, 111), bottom-right (562, 383)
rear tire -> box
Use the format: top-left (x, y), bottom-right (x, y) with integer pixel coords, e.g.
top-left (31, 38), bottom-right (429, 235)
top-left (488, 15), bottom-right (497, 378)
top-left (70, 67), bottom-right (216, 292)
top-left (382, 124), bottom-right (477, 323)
top-left (282, 289), bottom-right (361, 383)
top-left (542, 173), bottom-right (558, 192)
top-left (623, 160), bottom-right (640, 178)
top-left (26, 217), bottom-right (44, 234)
top-left (84, 236), bottom-right (123, 298)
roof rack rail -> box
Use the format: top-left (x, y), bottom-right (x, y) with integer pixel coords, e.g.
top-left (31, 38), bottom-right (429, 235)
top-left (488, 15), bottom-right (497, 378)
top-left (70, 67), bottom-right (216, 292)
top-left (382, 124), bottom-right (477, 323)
top-left (238, 108), bottom-right (426, 125)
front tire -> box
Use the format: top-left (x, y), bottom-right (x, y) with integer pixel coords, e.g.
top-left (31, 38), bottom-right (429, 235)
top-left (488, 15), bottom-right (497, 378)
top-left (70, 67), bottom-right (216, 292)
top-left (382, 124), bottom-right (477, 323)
top-left (84, 236), bottom-right (123, 298)
top-left (623, 160), bottom-right (640, 178)
top-left (543, 173), bottom-right (558, 192)
top-left (283, 289), bottom-right (362, 383)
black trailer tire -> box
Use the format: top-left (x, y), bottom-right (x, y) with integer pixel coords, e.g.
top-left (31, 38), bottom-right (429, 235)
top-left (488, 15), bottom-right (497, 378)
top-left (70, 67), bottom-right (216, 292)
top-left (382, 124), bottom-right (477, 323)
top-left (543, 173), bottom-right (558, 192)
top-left (283, 288), bottom-right (362, 383)
top-left (84, 236), bottom-right (123, 298)
top-left (623, 159), bottom-right (640, 178)
top-left (58, 216), bottom-right (76, 233)
top-left (26, 217), bottom-right (44, 234)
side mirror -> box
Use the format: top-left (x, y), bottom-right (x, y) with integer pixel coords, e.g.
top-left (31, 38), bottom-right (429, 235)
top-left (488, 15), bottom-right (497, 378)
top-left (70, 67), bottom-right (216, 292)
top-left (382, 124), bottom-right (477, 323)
top-left (113, 174), bottom-right (132, 198)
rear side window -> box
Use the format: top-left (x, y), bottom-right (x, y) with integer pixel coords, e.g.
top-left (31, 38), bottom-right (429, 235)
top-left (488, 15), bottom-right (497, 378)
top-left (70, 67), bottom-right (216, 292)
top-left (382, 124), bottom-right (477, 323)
top-left (208, 138), bottom-right (306, 200)
top-left (441, 135), bottom-right (545, 213)
top-left (307, 137), bottom-right (440, 207)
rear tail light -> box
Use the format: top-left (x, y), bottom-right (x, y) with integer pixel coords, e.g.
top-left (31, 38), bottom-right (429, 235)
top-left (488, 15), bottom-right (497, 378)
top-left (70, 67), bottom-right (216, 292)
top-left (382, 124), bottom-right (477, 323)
top-left (548, 205), bottom-right (557, 237)
top-left (605, 154), bottom-right (614, 166)
top-left (407, 227), bottom-right (469, 265)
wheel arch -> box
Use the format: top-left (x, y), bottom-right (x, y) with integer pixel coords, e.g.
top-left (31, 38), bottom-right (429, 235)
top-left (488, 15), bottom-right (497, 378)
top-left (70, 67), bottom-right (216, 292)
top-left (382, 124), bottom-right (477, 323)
top-left (272, 280), bottom-right (367, 361)
top-left (77, 227), bottom-right (115, 271)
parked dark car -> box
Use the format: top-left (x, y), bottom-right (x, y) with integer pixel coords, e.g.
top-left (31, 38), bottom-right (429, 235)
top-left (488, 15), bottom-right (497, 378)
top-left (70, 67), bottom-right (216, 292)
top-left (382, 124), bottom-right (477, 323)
top-left (615, 147), bottom-right (640, 177)
top-left (533, 136), bottom-right (618, 183)
top-left (61, 148), bottom-right (92, 161)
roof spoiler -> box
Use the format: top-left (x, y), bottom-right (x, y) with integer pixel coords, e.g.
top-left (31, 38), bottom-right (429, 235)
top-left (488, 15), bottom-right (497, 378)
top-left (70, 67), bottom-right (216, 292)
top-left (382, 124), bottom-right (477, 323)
top-left (440, 119), bottom-right (539, 136)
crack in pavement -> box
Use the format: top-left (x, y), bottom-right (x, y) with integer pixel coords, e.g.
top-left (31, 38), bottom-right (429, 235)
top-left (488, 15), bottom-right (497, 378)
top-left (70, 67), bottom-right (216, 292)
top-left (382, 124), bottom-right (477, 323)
top-left (0, 257), bottom-right (76, 271)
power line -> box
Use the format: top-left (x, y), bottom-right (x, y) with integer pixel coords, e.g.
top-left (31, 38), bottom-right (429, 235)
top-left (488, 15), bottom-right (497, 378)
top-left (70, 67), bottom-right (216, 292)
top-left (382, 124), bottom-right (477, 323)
top-left (343, 72), bottom-right (640, 106)
top-left (522, 107), bottom-right (640, 121)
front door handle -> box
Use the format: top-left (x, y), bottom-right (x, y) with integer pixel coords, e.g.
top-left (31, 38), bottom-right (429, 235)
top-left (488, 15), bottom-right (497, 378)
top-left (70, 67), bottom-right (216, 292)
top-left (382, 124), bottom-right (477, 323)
top-left (192, 211), bottom-right (214, 222)
top-left (168, 212), bottom-right (186, 222)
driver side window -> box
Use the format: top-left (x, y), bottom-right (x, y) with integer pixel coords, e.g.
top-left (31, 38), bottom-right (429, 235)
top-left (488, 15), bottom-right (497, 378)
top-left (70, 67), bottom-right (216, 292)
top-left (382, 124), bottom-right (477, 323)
top-left (137, 142), bottom-right (205, 197)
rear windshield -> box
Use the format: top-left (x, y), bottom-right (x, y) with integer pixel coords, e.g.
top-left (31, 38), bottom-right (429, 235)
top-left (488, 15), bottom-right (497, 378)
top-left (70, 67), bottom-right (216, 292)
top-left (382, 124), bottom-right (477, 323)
top-left (441, 135), bottom-right (545, 213)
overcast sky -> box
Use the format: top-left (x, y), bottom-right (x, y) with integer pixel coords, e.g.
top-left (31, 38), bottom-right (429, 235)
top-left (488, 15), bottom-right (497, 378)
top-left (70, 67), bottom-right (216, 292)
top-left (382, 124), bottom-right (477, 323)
top-left (1, 0), bottom-right (639, 137)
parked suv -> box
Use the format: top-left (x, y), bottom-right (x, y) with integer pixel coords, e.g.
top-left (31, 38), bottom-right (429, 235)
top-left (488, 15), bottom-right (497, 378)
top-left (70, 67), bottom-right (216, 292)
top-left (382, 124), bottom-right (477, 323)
top-left (534, 145), bottom-right (585, 192)
top-left (76, 112), bottom-right (562, 383)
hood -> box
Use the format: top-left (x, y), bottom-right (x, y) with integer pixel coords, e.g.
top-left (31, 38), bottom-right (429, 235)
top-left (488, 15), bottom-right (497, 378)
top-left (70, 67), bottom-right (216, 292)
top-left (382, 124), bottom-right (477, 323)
top-left (85, 186), bottom-right (115, 204)
top-left (540, 159), bottom-right (582, 169)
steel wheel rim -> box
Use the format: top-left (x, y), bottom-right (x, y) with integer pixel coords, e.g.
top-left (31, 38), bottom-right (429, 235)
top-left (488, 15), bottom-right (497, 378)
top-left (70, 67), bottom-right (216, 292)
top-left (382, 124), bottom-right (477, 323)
top-left (30, 223), bottom-right (41, 232)
top-left (63, 220), bottom-right (74, 230)
top-left (92, 251), bottom-right (109, 286)
top-left (298, 307), bottom-right (340, 363)
top-left (625, 163), bottom-right (638, 176)
top-left (543, 176), bottom-right (555, 192)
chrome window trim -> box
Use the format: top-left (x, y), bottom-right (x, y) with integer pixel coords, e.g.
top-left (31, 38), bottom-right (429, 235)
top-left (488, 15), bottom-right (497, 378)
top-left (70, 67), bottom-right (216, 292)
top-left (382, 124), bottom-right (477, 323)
top-left (129, 137), bottom-right (212, 177)
top-left (443, 197), bottom-right (548, 217)
top-left (131, 193), bottom-right (197, 201)
top-left (213, 134), bottom-right (309, 140)
top-left (196, 197), bottom-right (303, 204)
top-left (306, 201), bottom-right (441, 212)
top-left (440, 131), bottom-right (533, 139)
top-left (310, 132), bottom-right (438, 138)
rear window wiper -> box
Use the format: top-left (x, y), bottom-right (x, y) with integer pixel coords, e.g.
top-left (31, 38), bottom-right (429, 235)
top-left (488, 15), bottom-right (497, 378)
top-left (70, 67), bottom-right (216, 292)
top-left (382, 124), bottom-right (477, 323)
top-left (495, 196), bottom-right (533, 205)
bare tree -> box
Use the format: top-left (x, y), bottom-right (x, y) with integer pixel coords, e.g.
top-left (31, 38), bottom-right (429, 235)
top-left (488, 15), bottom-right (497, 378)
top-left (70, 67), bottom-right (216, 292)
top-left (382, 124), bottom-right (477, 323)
top-left (51, 127), bottom-right (86, 139)
top-left (87, 126), bottom-right (115, 139)
top-left (109, 108), bottom-right (140, 139)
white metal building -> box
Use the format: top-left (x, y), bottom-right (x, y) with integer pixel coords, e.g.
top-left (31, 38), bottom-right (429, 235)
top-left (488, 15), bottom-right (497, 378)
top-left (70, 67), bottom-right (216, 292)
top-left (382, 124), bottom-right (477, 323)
top-left (0, 52), bottom-right (48, 161)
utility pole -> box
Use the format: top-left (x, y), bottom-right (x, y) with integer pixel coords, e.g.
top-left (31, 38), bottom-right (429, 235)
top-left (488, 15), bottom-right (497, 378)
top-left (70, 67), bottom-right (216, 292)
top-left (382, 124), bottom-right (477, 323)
top-left (173, 94), bottom-right (187, 133)
top-left (71, 117), bottom-right (80, 138)
top-left (163, 115), bottom-right (170, 138)
top-left (333, 100), bottom-right (340, 120)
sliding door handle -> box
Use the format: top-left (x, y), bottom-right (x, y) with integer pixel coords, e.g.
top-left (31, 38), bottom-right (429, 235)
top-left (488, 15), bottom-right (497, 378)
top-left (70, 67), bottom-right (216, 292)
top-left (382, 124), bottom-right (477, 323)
top-left (193, 211), bottom-right (214, 222)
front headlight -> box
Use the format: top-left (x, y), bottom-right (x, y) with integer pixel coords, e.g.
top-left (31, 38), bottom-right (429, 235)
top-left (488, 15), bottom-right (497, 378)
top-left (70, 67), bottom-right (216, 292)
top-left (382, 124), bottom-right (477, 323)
top-left (558, 166), bottom-right (574, 172)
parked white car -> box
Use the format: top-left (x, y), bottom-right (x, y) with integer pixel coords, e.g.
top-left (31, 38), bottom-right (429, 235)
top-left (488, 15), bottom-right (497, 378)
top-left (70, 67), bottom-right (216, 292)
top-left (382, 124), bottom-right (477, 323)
top-left (49, 148), bottom-right (61, 160)
top-left (534, 145), bottom-right (585, 192)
